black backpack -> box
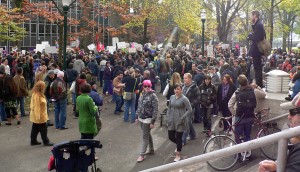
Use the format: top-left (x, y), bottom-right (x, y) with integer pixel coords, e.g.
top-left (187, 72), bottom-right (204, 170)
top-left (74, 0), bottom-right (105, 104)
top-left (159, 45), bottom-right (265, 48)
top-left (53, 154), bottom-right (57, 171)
top-left (235, 87), bottom-right (256, 117)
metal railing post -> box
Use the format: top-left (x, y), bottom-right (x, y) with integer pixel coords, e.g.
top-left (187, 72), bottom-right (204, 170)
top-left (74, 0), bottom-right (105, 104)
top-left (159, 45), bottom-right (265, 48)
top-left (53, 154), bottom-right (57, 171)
top-left (277, 138), bottom-right (288, 172)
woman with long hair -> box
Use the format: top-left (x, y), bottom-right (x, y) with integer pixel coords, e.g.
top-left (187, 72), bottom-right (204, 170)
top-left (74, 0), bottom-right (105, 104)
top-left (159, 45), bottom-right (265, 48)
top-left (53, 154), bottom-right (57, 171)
top-left (122, 67), bottom-right (138, 122)
top-left (163, 72), bottom-right (182, 101)
top-left (30, 81), bottom-right (53, 146)
top-left (167, 83), bottom-right (192, 162)
top-left (217, 74), bottom-right (236, 131)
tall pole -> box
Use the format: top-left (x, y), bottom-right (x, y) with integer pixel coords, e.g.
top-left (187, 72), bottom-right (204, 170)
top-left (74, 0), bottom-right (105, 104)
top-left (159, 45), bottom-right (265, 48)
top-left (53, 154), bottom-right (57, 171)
top-left (63, 6), bottom-right (69, 70)
top-left (202, 19), bottom-right (205, 56)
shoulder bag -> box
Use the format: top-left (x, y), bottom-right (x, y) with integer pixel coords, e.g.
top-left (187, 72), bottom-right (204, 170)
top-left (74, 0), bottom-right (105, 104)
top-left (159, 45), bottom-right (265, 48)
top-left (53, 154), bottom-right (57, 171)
top-left (123, 79), bottom-right (137, 100)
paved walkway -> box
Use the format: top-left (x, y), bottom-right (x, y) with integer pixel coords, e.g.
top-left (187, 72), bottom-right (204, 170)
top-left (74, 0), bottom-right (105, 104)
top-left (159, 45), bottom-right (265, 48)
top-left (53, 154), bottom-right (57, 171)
top-left (0, 92), bottom-right (269, 172)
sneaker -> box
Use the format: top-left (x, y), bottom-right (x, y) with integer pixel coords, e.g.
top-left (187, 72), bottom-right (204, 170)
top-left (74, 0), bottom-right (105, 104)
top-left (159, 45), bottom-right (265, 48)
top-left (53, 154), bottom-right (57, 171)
top-left (60, 127), bottom-right (68, 130)
top-left (144, 150), bottom-right (154, 155)
top-left (137, 156), bottom-right (144, 163)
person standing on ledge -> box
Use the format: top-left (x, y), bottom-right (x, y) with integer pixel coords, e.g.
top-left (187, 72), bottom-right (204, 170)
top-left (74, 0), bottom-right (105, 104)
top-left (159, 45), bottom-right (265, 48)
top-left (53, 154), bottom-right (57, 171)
top-left (248, 10), bottom-right (266, 88)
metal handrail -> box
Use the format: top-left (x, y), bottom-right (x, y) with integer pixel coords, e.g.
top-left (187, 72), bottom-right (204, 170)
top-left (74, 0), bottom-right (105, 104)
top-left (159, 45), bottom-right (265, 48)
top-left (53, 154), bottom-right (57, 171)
top-left (141, 125), bottom-right (300, 172)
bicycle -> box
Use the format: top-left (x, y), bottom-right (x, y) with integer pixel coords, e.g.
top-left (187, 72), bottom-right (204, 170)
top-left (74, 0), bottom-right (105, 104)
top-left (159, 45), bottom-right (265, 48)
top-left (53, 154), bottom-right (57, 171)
top-left (203, 108), bottom-right (281, 171)
top-left (159, 100), bottom-right (169, 127)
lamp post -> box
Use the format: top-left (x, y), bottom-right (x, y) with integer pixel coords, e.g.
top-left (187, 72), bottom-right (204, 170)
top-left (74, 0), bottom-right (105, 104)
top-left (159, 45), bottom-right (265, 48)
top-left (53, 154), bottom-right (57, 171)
top-left (62, 0), bottom-right (72, 70)
top-left (201, 9), bottom-right (206, 57)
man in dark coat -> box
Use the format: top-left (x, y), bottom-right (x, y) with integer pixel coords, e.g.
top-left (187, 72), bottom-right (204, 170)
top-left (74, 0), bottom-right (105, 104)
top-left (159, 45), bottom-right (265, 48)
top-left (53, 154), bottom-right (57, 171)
top-left (248, 10), bottom-right (266, 88)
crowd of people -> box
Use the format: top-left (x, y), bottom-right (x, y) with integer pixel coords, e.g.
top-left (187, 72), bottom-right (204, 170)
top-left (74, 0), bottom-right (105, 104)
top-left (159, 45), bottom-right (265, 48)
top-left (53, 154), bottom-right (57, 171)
top-left (0, 10), bottom-right (300, 170)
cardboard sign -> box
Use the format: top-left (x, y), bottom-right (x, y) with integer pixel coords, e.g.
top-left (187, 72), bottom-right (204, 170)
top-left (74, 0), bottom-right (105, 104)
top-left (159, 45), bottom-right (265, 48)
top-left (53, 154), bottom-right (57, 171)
top-left (117, 42), bottom-right (126, 49)
top-left (106, 46), bottom-right (116, 54)
top-left (128, 48), bottom-right (137, 53)
top-left (45, 46), bottom-right (58, 54)
top-left (207, 45), bottom-right (214, 57)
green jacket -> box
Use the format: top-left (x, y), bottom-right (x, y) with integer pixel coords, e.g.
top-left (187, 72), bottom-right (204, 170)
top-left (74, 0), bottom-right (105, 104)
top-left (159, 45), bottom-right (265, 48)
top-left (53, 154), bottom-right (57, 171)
top-left (76, 94), bottom-right (97, 134)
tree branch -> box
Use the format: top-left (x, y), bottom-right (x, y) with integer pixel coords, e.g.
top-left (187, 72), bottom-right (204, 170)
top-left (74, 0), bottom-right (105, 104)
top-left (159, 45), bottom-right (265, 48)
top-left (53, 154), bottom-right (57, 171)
top-left (51, 0), bottom-right (63, 15)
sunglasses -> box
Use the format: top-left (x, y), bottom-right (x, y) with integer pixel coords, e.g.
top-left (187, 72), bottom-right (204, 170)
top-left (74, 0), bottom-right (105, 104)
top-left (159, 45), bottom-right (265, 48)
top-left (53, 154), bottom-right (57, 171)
top-left (289, 108), bottom-right (300, 116)
top-left (144, 86), bottom-right (151, 88)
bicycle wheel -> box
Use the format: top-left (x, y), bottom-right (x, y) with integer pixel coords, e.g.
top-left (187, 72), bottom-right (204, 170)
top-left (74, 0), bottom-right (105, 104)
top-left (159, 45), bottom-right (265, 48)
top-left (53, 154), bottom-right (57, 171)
top-left (204, 135), bottom-right (238, 171)
top-left (258, 127), bottom-right (281, 160)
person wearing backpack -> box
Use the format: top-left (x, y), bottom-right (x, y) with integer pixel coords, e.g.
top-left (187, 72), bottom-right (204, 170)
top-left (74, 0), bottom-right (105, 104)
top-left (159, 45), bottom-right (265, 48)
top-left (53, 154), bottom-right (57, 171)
top-left (199, 75), bottom-right (217, 137)
top-left (228, 75), bottom-right (256, 144)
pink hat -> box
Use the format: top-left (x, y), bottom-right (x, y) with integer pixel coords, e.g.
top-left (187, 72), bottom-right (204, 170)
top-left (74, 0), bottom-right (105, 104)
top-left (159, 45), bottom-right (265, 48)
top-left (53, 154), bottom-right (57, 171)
top-left (143, 80), bottom-right (152, 87)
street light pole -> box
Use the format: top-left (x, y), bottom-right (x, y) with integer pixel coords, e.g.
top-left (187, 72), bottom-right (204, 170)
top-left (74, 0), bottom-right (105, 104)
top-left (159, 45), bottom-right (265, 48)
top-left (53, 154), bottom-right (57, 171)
top-left (62, 5), bottom-right (69, 70)
top-left (201, 10), bottom-right (206, 57)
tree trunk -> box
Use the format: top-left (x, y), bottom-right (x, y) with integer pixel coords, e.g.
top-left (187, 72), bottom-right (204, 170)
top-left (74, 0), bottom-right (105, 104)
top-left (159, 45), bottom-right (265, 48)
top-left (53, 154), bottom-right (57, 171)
top-left (143, 18), bottom-right (148, 44)
top-left (282, 31), bottom-right (287, 51)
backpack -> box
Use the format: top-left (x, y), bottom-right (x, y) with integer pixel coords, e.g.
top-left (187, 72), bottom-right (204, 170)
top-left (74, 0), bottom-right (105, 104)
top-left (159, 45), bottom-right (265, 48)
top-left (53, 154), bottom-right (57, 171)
top-left (235, 87), bottom-right (256, 117)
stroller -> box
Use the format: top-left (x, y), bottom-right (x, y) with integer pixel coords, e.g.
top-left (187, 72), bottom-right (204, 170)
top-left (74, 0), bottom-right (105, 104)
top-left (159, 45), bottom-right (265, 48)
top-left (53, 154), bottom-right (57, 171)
top-left (48, 139), bottom-right (102, 172)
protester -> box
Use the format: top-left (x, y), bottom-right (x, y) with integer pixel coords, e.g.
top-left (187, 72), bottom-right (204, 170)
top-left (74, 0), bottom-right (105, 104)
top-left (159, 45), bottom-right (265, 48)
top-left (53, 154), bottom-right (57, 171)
top-left (167, 83), bottom-right (192, 162)
top-left (112, 71), bottom-right (125, 114)
top-left (217, 74), bottom-right (236, 131)
top-left (248, 10), bottom-right (266, 88)
top-left (103, 61), bottom-right (113, 95)
top-left (163, 72), bottom-right (182, 102)
top-left (50, 71), bottom-right (68, 130)
top-left (29, 81), bottom-right (53, 146)
top-left (122, 68), bottom-right (138, 122)
top-left (76, 83), bottom-right (98, 139)
top-left (199, 75), bottom-right (217, 136)
top-left (13, 67), bottom-right (28, 117)
top-left (258, 95), bottom-right (300, 172)
top-left (135, 80), bottom-right (158, 162)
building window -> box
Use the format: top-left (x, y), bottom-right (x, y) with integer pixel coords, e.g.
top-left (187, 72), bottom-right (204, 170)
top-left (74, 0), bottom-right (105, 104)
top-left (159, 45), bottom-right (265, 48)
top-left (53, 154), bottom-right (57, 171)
top-left (31, 24), bottom-right (36, 33)
top-left (52, 25), bottom-right (57, 34)
top-left (24, 24), bottom-right (30, 32)
top-left (39, 24), bottom-right (44, 33)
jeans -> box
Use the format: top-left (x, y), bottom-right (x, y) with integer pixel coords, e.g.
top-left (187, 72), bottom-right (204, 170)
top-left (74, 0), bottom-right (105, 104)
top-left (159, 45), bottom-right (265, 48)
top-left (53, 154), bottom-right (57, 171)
top-left (103, 79), bottom-right (112, 95)
top-left (124, 94), bottom-right (136, 122)
top-left (235, 117), bottom-right (254, 144)
top-left (159, 72), bottom-right (168, 93)
top-left (168, 130), bottom-right (183, 152)
top-left (202, 108), bottom-right (212, 131)
top-left (139, 122), bottom-right (154, 155)
top-left (182, 114), bottom-right (196, 144)
top-left (0, 101), bottom-right (7, 121)
top-left (54, 99), bottom-right (67, 129)
top-left (194, 105), bottom-right (203, 123)
top-left (99, 71), bottom-right (104, 87)
top-left (113, 93), bottom-right (123, 113)
top-left (16, 97), bottom-right (25, 116)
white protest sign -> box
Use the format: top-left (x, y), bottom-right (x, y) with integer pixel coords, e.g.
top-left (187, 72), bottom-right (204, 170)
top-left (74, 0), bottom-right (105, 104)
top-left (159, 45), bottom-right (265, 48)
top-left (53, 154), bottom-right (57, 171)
top-left (128, 48), bottom-right (137, 53)
top-left (106, 46), bottom-right (116, 54)
top-left (45, 46), bottom-right (58, 54)
top-left (36, 44), bottom-right (44, 52)
top-left (117, 42), bottom-right (126, 49)
top-left (186, 44), bottom-right (190, 50)
top-left (207, 45), bottom-right (214, 57)
top-left (21, 50), bottom-right (26, 55)
top-left (41, 41), bottom-right (49, 46)
top-left (0, 48), bottom-right (3, 54)
top-left (221, 44), bottom-right (230, 49)
top-left (133, 42), bottom-right (143, 50)
top-left (87, 44), bottom-right (96, 51)
top-left (12, 46), bottom-right (18, 52)
top-left (112, 37), bottom-right (119, 47)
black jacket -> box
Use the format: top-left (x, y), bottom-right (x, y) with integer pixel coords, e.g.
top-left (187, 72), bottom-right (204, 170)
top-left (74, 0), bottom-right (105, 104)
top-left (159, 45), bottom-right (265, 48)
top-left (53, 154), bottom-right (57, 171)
top-left (248, 19), bottom-right (265, 58)
top-left (217, 83), bottom-right (236, 112)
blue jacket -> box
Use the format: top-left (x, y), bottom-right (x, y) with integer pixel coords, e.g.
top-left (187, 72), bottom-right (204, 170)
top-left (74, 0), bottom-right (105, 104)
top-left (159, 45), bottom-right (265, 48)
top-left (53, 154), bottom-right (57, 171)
top-left (65, 69), bottom-right (78, 82)
top-left (87, 60), bottom-right (99, 76)
top-left (292, 79), bottom-right (300, 98)
top-left (89, 89), bottom-right (103, 106)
